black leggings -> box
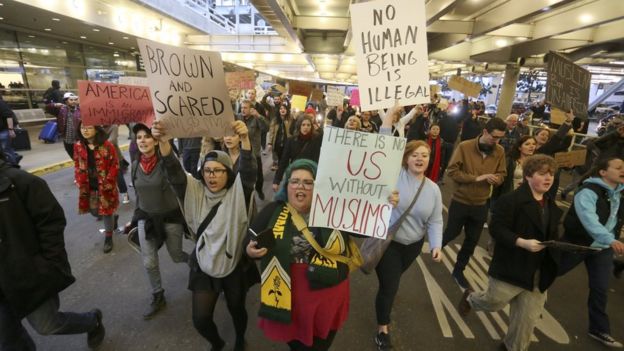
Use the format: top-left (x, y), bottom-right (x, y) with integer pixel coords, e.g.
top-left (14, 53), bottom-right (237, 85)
top-left (287, 330), bottom-right (337, 351)
top-left (191, 274), bottom-right (248, 348)
top-left (375, 240), bottom-right (425, 325)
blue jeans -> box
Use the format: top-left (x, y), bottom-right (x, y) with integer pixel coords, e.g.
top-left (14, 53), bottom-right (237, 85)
top-left (0, 295), bottom-right (98, 350)
top-left (559, 247), bottom-right (613, 334)
top-left (0, 130), bottom-right (18, 165)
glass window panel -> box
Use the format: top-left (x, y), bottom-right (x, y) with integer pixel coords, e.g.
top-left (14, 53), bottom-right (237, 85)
top-left (0, 29), bottom-right (20, 61)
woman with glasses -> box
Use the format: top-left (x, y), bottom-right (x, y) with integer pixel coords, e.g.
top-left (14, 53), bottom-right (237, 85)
top-left (247, 159), bottom-right (377, 351)
top-left (73, 122), bottom-right (119, 253)
top-left (129, 123), bottom-right (189, 320)
top-left (153, 120), bottom-right (258, 351)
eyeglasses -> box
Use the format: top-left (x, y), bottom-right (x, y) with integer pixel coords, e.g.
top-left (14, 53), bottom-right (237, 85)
top-left (288, 178), bottom-right (314, 189)
top-left (203, 168), bottom-right (227, 176)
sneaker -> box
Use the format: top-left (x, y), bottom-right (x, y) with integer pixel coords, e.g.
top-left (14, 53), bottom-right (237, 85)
top-left (452, 269), bottom-right (470, 290)
top-left (121, 193), bottom-right (130, 204)
top-left (589, 332), bottom-right (624, 348)
top-left (374, 332), bottom-right (392, 350)
top-left (458, 288), bottom-right (473, 317)
top-left (103, 237), bottom-right (113, 254)
top-left (87, 309), bottom-right (105, 348)
top-left (143, 290), bottom-right (166, 320)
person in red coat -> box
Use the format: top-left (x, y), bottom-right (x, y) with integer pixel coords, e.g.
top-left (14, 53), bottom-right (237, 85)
top-left (73, 122), bottom-right (119, 253)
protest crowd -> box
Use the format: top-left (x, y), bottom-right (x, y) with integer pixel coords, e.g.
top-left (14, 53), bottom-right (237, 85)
top-left (0, 22), bottom-right (624, 350)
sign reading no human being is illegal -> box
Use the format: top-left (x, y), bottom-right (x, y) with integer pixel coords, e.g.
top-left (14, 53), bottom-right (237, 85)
top-left (137, 39), bottom-right (234, 138)
top-left (310, 126), bottom-right (405, 239)
top-left (350, 0), bottom-right (431, 111)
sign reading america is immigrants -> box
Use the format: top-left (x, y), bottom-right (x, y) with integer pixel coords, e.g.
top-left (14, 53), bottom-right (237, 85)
top-left (78, 80), bottom-right (155, 127)
top-left (310, 126), bottom-right (405, 239)
top-left (137, 39), bottom-right (234, 137)
top-left (350, 0), bottom-right (430, 111)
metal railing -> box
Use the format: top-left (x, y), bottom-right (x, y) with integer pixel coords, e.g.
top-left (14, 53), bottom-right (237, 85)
top-left (184, 0), bottom-right (237, 33)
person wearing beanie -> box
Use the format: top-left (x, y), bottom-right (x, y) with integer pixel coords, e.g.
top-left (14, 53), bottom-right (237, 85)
top-left (128, 123), bottom-right (189, 320)
top-left (153, 120), bottom-right (259, 351)
top-left (73, 121), bottom-right (119, 253)
top-left (247, 159), bottom-right (364, 351)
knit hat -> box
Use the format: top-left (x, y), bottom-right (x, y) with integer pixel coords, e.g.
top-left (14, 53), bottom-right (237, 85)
top-left (274, 159), bottom-right (318, 202)
top-left (201, 150), bottom-right (235, 188)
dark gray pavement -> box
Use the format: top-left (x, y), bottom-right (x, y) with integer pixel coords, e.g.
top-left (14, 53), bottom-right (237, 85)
top-left (20, 148), bottom-right (624, 351)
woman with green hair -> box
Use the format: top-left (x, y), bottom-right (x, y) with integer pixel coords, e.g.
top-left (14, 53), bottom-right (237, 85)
top-left (247, 159), bottom-right (366, 350)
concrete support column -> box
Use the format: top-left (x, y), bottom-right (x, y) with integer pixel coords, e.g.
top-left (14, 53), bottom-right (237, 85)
top-left (496, 64), bottom-right (520, 120)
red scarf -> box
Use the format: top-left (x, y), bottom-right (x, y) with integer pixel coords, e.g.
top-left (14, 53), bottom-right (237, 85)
top-left (426, 136), bottom-right (442, 182)
top-left (140, 154), bottom-right (158, 175)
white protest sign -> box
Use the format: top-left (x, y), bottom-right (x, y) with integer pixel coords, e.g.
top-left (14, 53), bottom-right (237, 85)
top-left (350, 0), bottom-right (430, 111)
top-left (326, 86), bottom-right (345, 107)
top-left (137, 39), bottom-right (234, 138)
top-left (118, 76), bottom-right (148, 86)
top-left (310, 126), bottom-right (405, 238)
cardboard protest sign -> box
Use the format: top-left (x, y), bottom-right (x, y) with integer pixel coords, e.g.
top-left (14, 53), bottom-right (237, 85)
top-left (118, 76), bottom-right (148, 86)
top-left (554, 149), bottom-right (587, 168)
top-left (430, 85), bottom-right (440, 97)
top-left (289, 80), bottom-right (314, 97)
top-left (448, 75), bottom-right (481, 98)
top-left (350, 0), bottom-right (430, 111)
top-left (550, 107), bottom-right (567, 125)
top-left (137, 39), bottom-right (234, 138)
top-left (326, 86), bottom-right (345, 107)
top-left (225, 71), bottom-right (256, 90)
top-left (78, 80), bottom-right (154, 127)
top-left (546, 52), bottom-right (591, 119)
top-left (290, 95), bottom-right (307, 112)
top-left (350, 89), bottom-right (361, 107)
top-left (273, 84), bottom-right (287, 94)
top-left (310, 89), bottom-right (324, 103)
top-left (310, 126), bottom-right (405, 238)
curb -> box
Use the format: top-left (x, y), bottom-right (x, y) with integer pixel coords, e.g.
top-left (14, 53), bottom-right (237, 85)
top-left (28, 143), bottom-right (131, 177)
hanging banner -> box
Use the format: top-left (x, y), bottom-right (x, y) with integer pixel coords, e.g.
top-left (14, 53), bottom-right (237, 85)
top-left (118, 76), bottom-right (148, 86)
top-left (310, 126), bottom-right (405, 238)
top-left (448, 75), bottom-right (481, 98)
top-left (350, 89), bottom-right (361, 107)
top-left (546, 51), bottom-right (591, 119)
top-left (289, 80), bottom-right (314, 97)
top-left (326, 86), bottom-right (345, 107)
top-left (78, 80), bottom-right (155, 127)
top-left (350, 0), bottom-right (431, 111)
top-left (137, 39), bottom-right (234, 137)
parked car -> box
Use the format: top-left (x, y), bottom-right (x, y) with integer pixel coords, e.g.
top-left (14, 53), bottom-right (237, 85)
top-left (485, 104), bottom-right (497, 117)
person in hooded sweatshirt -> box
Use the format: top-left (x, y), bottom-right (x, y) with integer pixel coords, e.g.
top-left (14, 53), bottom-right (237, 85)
top-left (153, 120), bottom-right (259, 351)
top-left (559, 156), bottom-right (624, 348)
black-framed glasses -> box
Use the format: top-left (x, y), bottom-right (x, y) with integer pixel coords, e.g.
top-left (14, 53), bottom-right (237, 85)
top-left (203, 168), bottom-right (227, 176)
top-left (288, 178), bottom-right (314, 189)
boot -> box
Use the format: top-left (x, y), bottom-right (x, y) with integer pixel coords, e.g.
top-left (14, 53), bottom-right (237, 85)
top-left (143, 290), bottom-right (166, 320)
top-left (87, 309), bottom-right (105, 349)
top-left (103, 236), bottom-right (113, 253)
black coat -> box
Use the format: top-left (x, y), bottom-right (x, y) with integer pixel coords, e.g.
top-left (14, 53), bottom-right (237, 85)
top-left (0, 160), bottom-right (75, 318)
top-left (273, 133), bottom-right (322, 185)
top-left (488, 183), bottom-right (562, 292)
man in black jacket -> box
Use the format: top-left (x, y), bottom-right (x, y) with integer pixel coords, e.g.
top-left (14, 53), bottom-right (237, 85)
top-left (0, 148), bottom-right (105, 349)
top-left (458, 154), bottom-right (562, 351)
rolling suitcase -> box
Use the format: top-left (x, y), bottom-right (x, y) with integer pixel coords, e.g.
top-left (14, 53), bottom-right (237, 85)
top-left (11, 128), bottom-right (31, 151)
top-left (38, 121), bottom-right (58, 143)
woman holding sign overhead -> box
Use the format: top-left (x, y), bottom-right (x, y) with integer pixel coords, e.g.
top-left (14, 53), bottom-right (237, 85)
top-left (152, 120), bottom-right (259, 351)
top-left (371, 106), bottom-right (444, 351)
top-left (246, 159), bottom-right (372, 351)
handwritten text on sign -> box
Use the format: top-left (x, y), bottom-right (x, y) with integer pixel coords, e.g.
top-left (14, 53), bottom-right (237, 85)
top-left (78, 80), bottom-right (155, 127)
top-left (546, 52), bottom-right (591, 119)
top-left (326, 86), bottom-right (345, 107)
top-left (350, 0), bottom-right (430, 111)
top-left (137, 39), bottom-right (234, 138)
top-left (310, 126), bottom-right (405, 238)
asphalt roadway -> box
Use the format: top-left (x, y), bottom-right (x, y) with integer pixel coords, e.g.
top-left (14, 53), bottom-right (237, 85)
top-left (25, 153), bottom-right (623, 351)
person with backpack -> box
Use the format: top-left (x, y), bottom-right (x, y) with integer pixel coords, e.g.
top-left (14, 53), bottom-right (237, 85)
top-left (0, 145), bottom-right (105, 350)
top-left (0, 95), bottom-right (19, 166)
top-left (559, 156), bottom-right (624, 348)
top-left (153, 120), bottom-right (259, 351)
top-left (129, 123), bottom-right (189, 320)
